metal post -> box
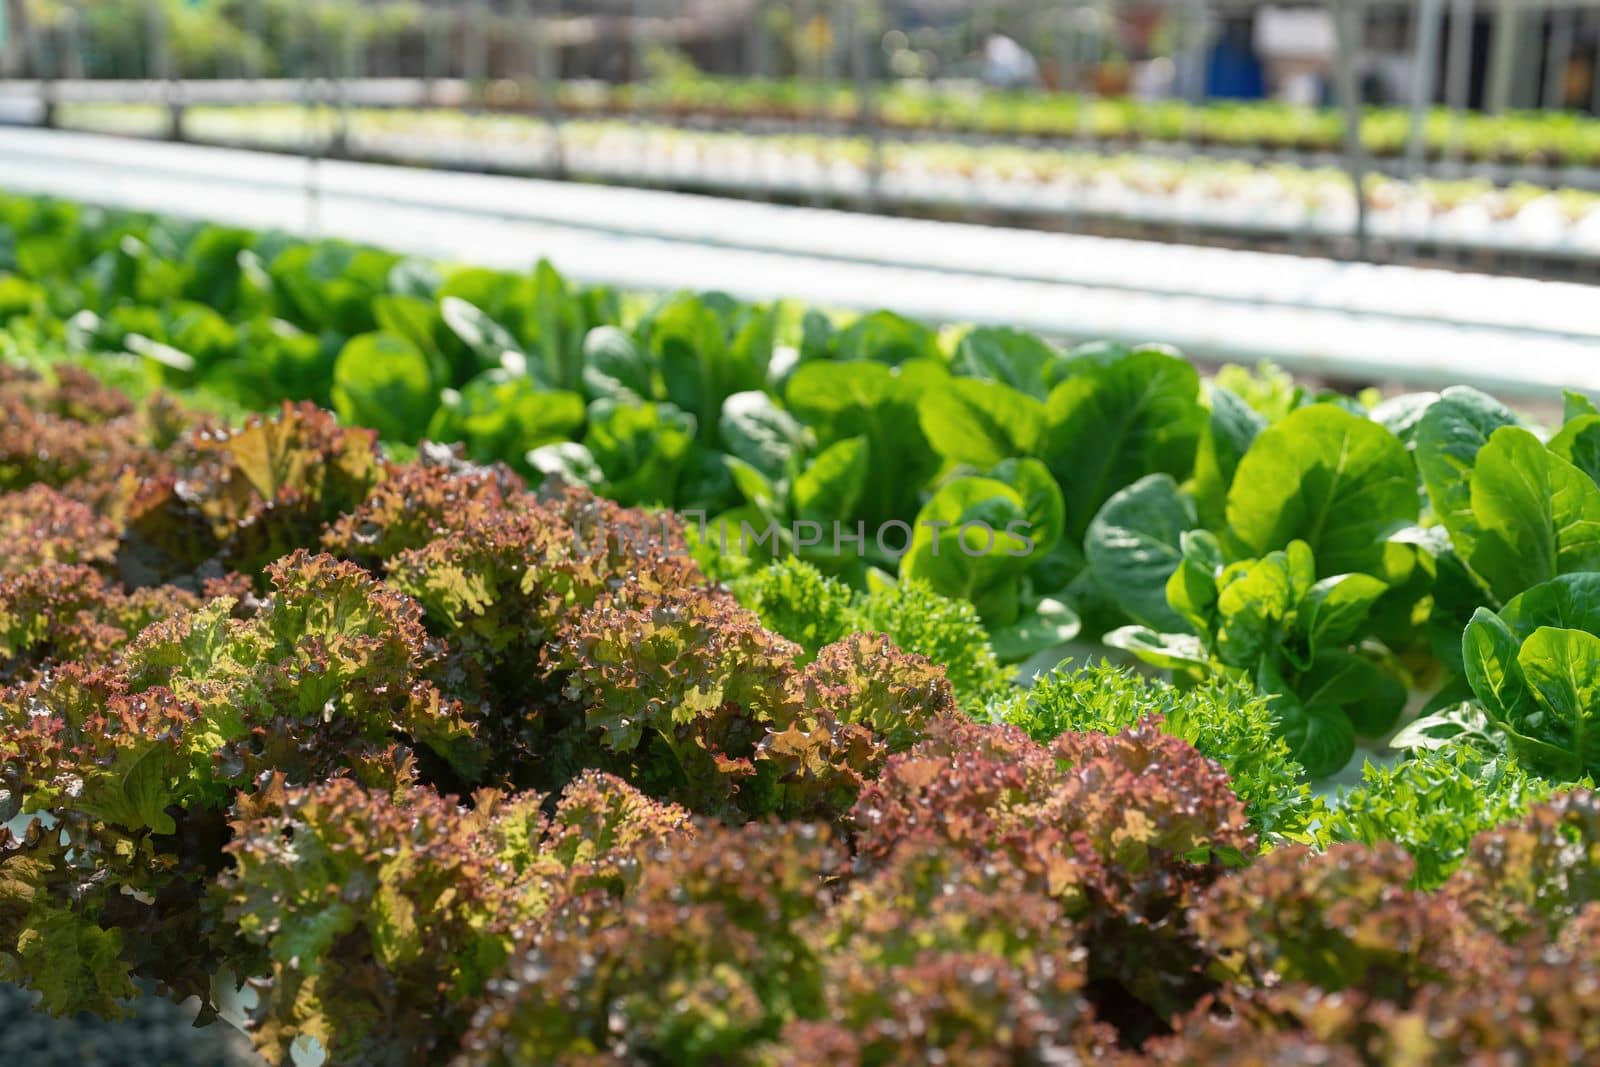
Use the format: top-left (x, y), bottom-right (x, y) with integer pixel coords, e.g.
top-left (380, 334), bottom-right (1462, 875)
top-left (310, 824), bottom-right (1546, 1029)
top-left (1054, 0), bottom-right (1074, 90)
top-left (1177, 0), bottom-right (1210, 105)
top-left (821, 0), bottom-right (841, 103)
top-left (465, 0), bottom-right (489, 95)
top-left (751, 0), bottom-right (774, 203)
top-left (1485, 2), bottom-right (1518, 113)
top-left (20, 0), bottom-right (55, 127)
top-left (301, 0), bottom-right (325, 233)
top-left (63, 7), bottom-right (85, 80)
top-left (852, 0), bottom-right (882, 211)
top-left (1544, 8), bottom-right (1576, 110)
top-left (1169, 0), bottom-right (1193, 249)
top-left (1440, 0), bottom-right (1473, 181)
top-left (1512, 8), bottom-right (1542, 109)
top-left (822, 0), bottom-right (843, 206)
top-left (366, 0), bottom-right (382, 79)
top-left (533, 0), bottom-right (563, 177)
top-left (1073, 2), bottom-right (1101, 148)
top-left (2, 0), bottom-right (24, 80)
top-left (1406, 0), bottom-right (1443, 178)
top-left (245, 0), bottom-right (265, 79)
top-left (144, 0), bottom-right (182, 139)
top-left (1592, 12), bottom-right (1600, 117)
top-left (334, 0), bottom-right (360, 154)
top-left (748, 0), bottom-right (770, 80)
top-left (523, 0), bottom-right (541, 102)
top-left (794, 0), bottom-right (821, 204)
top-left (1444, 0), bottom-right (1471, 114)
top-left (1333, 0), bottom-right (1371, 261)
top-left (632, 0), bottom-right (650, 84)
top-left (423, 0), bottom-right (444, 85)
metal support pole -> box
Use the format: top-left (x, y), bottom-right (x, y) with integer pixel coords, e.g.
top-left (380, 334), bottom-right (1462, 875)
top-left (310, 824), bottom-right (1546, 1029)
top-left (1072, 2), bottom-right (1101, 148)
top-left (1054, 0), bottom-right (1074, 90)
top-left (1512, 9), bottom-right (1542, 109)
top-left (245, 0), bottom-right (266, 79)
top-left (1333, 0), bottom-right (1370, 261)
top-left (465, 0), bottom-right (489, 94)
top-left (144, 0), bottom-right (182, 139)
top-left (852, 0), bottom-right (882, 212)
top-left (1438, 0), bottom-right (1474, 264)
top-left (748, 0), bottom-right (771, 81)
top-left (334, 0), bottom-right (360, 154)
top-left (524, 0), bottom-right (542, 102)
top-left (1544, 8), bottom-right (1576, 110)
top-left (1444, 0), bottom-right (1472, 114)
top-left (63, 7), bottom-right (84, 80)
top-left (1406, 0), bottom-right (1443, 178)
top-left (1592, 12), bottom-right (1600, 117)
top-left (795, 0), bottom-right (822, 204)
top-left (2, 0), bottom-right (24, 80)
top-left (533, 0), bottom-right (563, 177)
top-left (423, 0), bottom-right (444, 85)
top-left (302, 1), bottom-right (324, 234)
top-left (21, 0), bottom-right (56, 127)
top-left (752, 0), bottom-right (774, 203)
top-left (1485, 2), bottom-right (1518, 113)
top-left (822, 0), bottom-right (843, 206)
top-left (1178, 0), bottom-right (1210, 105)
top-left (633, 0), bottom-right (650, 83)
top-left (821, 0), bottom-right (841, 99)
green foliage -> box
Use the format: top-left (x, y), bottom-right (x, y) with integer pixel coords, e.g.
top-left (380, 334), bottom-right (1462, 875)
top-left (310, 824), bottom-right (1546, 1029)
top-left (1457, 574), bottom-right (1600, 780)
top-left (1043, 345), bottom-right (1205, 541)
top-left (459, 822), bottom-right (840, 1064)
top-left (1085, 472), bottom-right (1196, 632)
top-left (1325, 748), bottom-right (1562, 888)
top-left (1447, 789), bottom-right (1600, 942)
top-left (853, 716), bottom-right (1254, 1023)
top-left (1211, 360), bottom-right (1302, 423)
top-left (992, 663), bottom-right (1318, 842)
top-left (949, 324), bottom-right (1062, 399)
top-left (331, 331), bottom-right (441, 442)
top-left (782, 357), bottom-right (941, 534)
top-left (221, 772), bottom-right (688, 1064)
top-left (0, 191), bottom-right (1465, 670)
top-left (918, 376), bottom-right (1047, 468)
top-left (0, 393), bottom-right (972, 1061)
top-left (0, 484), bottom-right (118, 574)
top-left (426, 369), bottom-right (585, 472)
top-left (1225, 403), bottom-right (1417, 576)
top-left (1462, 427), bottom-right (1600, 602)
top-left (901, 458), bottom-right (1063, 625)
top-left (1109, 537), bottom-right (1406, 777)
top-left (530, 398), bottom-right (697, 507)
top-left (847, 577), bottom-right (1014, 709)
top-left (645, 291), bottom-right (772, 444)
top-left (0, 564), bottom-right (198, 682)
top-left (734, 558), bottom-right (1012, 710)
top-left (733, 556), bottom-right (856, 663)
top-left (9, 194), bottom-right (1600, 1066)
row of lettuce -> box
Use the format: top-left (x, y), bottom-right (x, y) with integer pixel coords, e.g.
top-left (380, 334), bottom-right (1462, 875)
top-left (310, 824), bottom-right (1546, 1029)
top-left (1, 360), bottom-right (1597, 1065)
top-left (6, 191), bottom-right (1600, 790)
top-left (34, 0), bottom-right (1600, 169)
top-left (71, 103), bottom-right (1600, 237)
top-left (556, 70), bottom-right (1600, 168)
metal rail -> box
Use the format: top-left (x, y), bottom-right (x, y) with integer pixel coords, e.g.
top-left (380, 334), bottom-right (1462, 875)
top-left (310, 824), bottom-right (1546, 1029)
top-left (2, 126), bottom-right (1597, 398)
top-left (38, 104), bottom-right (1600, 276)
top-left (6, 0), bottom-right (1600, 275)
